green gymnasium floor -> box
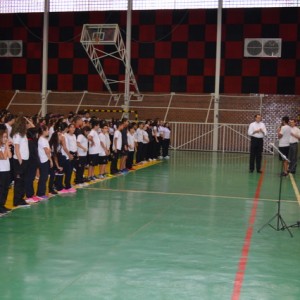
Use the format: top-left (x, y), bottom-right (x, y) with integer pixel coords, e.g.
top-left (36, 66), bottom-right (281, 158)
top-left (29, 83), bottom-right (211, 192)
top-left (1, 151), bottom-right (300, 300)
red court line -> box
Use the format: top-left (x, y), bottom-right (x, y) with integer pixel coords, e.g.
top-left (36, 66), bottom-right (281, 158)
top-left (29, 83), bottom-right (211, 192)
top-left (231, 161), bottom-right (266, 300)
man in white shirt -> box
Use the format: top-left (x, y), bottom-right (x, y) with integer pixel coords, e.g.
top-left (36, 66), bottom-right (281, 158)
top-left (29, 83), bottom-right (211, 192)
top-left (248, 114), bottom-right (267, 173)
top-left (277, 116), bottom-right (291, 176)
top-left (288, 119), bottom-right (300, 174)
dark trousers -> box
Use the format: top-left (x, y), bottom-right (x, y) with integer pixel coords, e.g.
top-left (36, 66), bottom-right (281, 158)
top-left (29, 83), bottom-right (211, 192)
top-left (249, 137), bottom-right (263, 171)
top-left (142, 143), bottom-right (148, 161)
top-left (63, 159), bottom-right (73, 190)
top-left (75, 156), bottom-right (87, 184)
top-left (110, 151), bottom-right (119, 174)
top-left (9, 157), bottom-right (14, 184)
top-left (49, 166), bottom-right (56, 192)
top-left (25, 163), bottom-right (37, 198)
top-left (162, 139), bottom-right (170, 157)
top-left (55, 154), bottom-right (72, 190)
top-left (147, 140), bottom-right (156, 160)
top-left (136, 142), bottom-right (144, 163)
top-left (153, 140), bottom-right (159, 159)
top-left (0, 171), bottom-right (10, 208)
top-left (126, 151), bottom-right (134, 169)
top-left (37, 161), bottom-right (50, 196)
top-left (288, 143), bottom-right (298, 173)
top-left (13, 159), bottom-right (29, 205)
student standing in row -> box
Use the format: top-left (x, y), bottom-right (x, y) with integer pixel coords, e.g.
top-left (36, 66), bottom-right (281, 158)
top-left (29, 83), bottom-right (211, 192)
top-left (12, 116), bottom-right (30, 207)
top-left (98, 123), bottom-right (110, 178)
top-left (88, 120), bottom-right (100, 180)
top-left (25, 128), bottom-right (40, 203)
top-left (55, 122), bottom-right (76, 193)
top-left (37, 125), bottom-right (53, 199)
top-left (135, 122), bottom-right (144, 164)
top-left (48, 130), bottom-right (63, 195)
top-left (0, 124), bottom-right (12, 214)
top-left (111, 121), bottom-right (123, 174)
top-left (162, 122), bottom-right (171, 159)
top-left (126, 124), bottom-right (136, 170)
top-left (76, 126), bottom-right (90, 185)
top-left (120, 118), bottom-right (129, 172)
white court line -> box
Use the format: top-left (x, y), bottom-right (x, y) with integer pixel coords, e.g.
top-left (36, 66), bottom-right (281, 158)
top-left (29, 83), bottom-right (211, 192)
top-left (289, 173), bottom-right (300, 206)
top-left (83, 187), bottom-right (297, 204)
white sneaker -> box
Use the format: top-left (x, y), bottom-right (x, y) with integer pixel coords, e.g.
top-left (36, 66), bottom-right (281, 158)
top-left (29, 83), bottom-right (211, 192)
top-left (158, 156), bottom-right (163, 159)
top-left (26, 198), bottom-right (38, 204)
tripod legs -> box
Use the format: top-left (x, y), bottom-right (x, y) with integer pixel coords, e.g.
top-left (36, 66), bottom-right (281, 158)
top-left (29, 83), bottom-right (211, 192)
top-left (258, 212), bottom-right (293, 237)
top-left (258, 160), bottom-right (293, 238)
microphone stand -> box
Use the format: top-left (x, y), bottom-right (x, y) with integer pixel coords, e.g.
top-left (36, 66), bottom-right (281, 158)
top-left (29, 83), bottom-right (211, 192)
top-left (258, 144), bottom-right (293, 237)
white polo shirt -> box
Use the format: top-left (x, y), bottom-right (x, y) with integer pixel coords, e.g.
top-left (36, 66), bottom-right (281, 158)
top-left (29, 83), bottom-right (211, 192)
top-left (99, 132), bottom-right (107, 156)
top-left (13, 133), bottom-right (29, 160)
top-left (113, 130), bottom-right (122, 151)
top-left (0, 145), bottom-right (10, 171)
top-left (38, 136), bottom-right (50, 163)
top-left (77, 134), bottom-right (88, 157)
top-left (66, 133), bottom-right (77, 152)
top-left (127, 132), bottom-right (135, 152)
top-left (135, 128), bottom-right (144, 143)
top-left (88, 129), bottom-right (100, 155)
top-left (279, 125), bottom-right (291, 147)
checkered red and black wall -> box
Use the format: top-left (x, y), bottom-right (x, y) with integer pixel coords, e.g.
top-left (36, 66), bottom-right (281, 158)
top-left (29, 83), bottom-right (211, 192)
top-left (0, 7), bottom-right (300, 94)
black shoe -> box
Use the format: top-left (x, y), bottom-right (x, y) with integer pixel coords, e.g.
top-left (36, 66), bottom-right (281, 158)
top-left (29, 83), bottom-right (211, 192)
top-left (249, 170), bottom-right (254, 173)
top-left (2, 207), bottom-right (11, 213)
top-left (0, 207), bottom-right (9, 214)
top-left (49, 190), bottom-right (58, 195)
top-left (257, 170), bottom-right (262, 173)
top-left (280, 172), bottom-right (288, 177)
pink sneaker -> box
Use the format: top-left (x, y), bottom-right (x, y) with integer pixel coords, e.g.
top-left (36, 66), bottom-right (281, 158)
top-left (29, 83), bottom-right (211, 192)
top-left (67, 187), bottom-right (77, 193)
top-left (26, 198), bottom-right (38, 204)
top-left (57, 189), bottom-right (69, 194)
top-left (32, 196), bottom-right (42, 202)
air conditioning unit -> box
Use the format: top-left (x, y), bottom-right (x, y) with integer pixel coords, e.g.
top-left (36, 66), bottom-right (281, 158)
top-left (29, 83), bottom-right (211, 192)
top-left (244, 38), bottom-right (281, 58)
top-left (0, 40), bottom-right (23, 57)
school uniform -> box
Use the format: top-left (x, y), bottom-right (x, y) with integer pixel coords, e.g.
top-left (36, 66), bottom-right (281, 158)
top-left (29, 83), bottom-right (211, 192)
top-left (157, 125), bottom-right (164, 158)
top-left (55, 134), bottom-right (72, 191)
top-left (278, 125), bottom-right (291, 161)
top-left (66, 133), bottom-right (78, 170)
top-left (13, 133), bottom-right (29, 206)
top-left (99, 132), bottom-right (109, 165)
top-left (142, 130), bottom-right (149, 161)
top-left (135, 128), bottom-right (144, 163)
top-left (76, 133), bottom-right (88, 184)
top-left (162, 127), bottom-right (171, 158)
top-left (0, 145), bottom-right (11, 212)
top-left (126, 132), bottom-right (135, 169)
top-left (110, 130), bottom-right (122, 174)
top-left (88, 129), bottom-right (100, 166)
top-left (37, 136), bottom-right (50, 197)
top-left (25, 137), bottom-right (39, 199)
